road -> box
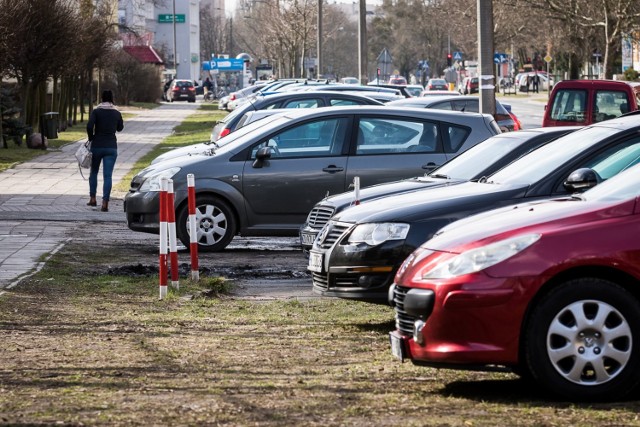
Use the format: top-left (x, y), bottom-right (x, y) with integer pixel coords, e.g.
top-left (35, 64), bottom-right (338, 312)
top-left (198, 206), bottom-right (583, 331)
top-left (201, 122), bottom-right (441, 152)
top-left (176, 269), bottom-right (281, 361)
top-left (499, 94), bottom-right (549, 129)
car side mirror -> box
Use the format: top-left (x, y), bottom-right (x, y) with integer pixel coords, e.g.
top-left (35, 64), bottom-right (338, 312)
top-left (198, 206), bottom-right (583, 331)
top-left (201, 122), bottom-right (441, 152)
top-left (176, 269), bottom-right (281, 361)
top-left (563, 168), bottom-right (601, 192)
top-left (252, 146), bottom-right (272, 168)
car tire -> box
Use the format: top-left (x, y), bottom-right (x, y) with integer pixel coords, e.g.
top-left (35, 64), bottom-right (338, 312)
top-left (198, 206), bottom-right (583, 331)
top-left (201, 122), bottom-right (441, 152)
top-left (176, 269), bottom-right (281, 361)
top-left (176, 195), bottom-right (236, 252)
top-left (524, 278), bottom-right (640, 401)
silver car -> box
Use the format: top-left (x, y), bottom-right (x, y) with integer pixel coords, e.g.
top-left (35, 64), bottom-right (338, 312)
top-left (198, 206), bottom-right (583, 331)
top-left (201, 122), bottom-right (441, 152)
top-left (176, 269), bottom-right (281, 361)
top-left (124, 106), bottom-right (500, 251)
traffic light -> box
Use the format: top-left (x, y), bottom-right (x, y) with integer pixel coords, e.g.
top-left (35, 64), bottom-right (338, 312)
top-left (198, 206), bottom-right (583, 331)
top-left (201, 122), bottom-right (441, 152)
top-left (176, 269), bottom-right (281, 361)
top-left (447, 53), bottom-right (452, 67)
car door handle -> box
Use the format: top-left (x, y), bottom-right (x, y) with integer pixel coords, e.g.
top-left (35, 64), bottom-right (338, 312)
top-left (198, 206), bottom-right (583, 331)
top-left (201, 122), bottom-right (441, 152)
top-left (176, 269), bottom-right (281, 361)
top-left (422, 162), bottom-right (438, 171)
top-left (322, 165), bottom-right (344, 173)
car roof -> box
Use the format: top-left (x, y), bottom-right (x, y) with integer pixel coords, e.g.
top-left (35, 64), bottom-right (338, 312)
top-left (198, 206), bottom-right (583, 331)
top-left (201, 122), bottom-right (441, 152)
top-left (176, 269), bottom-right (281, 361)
top-left (269, 105), bottom-right (492, 121)
top-left (252, 90), bottom-right (385, 103)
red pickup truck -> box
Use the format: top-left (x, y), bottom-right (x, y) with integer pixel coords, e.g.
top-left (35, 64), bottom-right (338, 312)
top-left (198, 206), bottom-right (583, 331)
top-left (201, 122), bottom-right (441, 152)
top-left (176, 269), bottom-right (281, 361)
top-left (543, 79), bottom-right (640, 127)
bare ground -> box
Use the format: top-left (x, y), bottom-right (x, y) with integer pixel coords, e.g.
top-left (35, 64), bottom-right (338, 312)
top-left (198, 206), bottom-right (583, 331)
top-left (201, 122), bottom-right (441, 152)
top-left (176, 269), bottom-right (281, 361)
top-left (1, 222), bottom-right (640, 426)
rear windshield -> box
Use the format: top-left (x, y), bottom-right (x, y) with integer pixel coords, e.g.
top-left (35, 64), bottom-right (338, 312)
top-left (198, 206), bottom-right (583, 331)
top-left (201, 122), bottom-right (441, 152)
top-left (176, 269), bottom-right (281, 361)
top-left (549, 89), bottom-right (588, 123)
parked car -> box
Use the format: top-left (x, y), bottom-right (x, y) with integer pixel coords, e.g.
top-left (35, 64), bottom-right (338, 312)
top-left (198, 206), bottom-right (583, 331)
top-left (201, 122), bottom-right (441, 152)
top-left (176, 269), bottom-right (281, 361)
top-left (421, 90), bottom-right (459, 97)
top-left (405, 85), bottom-right (424, 97)
top-left (388, 75), bottom-right (408, 85)
top-left (125, 106), bottom-right (500, 251)
top-left (542, 79), bottom-right (640, 127)
top-left (300, 84), bottom-right (404, 97)
top-left (458, 77), bottom-right (478, 94)
top-left (207, 91), bottom-right (384, 144)
top-left (425, 79), bottom-right (448, 91)
top-left (166, 79), bottom-right (196, 103)
top-left (307, 115), bottom-right (640, 304)
top-left (224, 83), bottom-right (268, 111)
top-left (516, 71), bottom-right (553, 92)
top-left (387, 95), bottom-right (519, 132)
top-left (364, 83), bottom-right (413, 98)
top-left (389, 161), bottom-right (640, 401)
top-left (340, 77), bottom-right (360, 84)
top-left (340, 91), bottom-right (404, 104)
top-left (300, 127), bottom-right (577, 254)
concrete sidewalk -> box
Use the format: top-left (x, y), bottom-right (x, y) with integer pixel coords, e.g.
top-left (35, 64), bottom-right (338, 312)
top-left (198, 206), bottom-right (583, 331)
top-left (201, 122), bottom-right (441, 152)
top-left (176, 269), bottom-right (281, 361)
top-left (0, 102), bottom-right (199, 291)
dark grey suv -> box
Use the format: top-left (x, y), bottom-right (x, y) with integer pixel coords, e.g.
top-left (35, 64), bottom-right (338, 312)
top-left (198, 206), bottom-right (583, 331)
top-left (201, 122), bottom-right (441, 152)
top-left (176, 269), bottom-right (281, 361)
top-left (124, 106), bottom-right (500, 251)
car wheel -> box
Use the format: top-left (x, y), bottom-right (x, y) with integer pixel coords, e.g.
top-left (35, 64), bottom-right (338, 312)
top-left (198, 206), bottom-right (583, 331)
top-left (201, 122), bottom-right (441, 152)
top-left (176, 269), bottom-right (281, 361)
top-left (176, 196), bottom-right (236, 252)
top-left (524, 278), bottom-right (640, 401)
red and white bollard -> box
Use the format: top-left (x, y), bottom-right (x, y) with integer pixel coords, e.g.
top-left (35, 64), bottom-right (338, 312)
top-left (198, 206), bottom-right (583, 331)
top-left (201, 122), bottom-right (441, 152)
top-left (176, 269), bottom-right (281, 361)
top-left (187, 174), bottom-right (199, 282)
top-left (159, 177), bottom-right (168, 299)
top-left (353, 176), bottom-right (360, 206)
top-left (167, 179), bottom-right (179, 290)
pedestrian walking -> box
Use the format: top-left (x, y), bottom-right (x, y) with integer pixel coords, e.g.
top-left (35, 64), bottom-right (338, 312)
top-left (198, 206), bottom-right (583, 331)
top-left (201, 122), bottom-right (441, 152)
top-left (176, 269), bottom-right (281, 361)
top-left (86, 90), bottom-right (124, 212)
top-left (532, 72), bottom-right (540, 93)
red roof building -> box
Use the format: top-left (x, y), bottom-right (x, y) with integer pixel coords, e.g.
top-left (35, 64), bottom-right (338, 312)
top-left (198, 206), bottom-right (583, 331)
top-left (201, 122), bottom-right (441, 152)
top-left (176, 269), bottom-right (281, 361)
top-left (123, 45), bottom-right (164, 65)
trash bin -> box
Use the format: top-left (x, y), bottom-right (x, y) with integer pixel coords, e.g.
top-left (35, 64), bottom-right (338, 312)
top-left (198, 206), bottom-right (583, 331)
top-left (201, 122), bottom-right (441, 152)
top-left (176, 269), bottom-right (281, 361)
top-left (41, 112), bottom-right (59, 139)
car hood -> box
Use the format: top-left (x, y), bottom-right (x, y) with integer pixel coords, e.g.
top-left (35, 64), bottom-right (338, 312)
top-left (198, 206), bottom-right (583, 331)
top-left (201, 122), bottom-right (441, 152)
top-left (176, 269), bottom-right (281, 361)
top-left (319, 176), bottom-right (465, 209)
top-left (151, 142), bottom-right (218, 164)
top-left (331, 181), bottom-right (528, 224)
top-left (424, 196), bottom-right (636, 252)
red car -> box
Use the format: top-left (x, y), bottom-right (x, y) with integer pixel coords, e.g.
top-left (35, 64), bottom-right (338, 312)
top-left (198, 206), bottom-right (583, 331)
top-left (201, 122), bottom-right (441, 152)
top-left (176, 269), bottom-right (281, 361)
top-left (389, 163), bottom-right (640, 401)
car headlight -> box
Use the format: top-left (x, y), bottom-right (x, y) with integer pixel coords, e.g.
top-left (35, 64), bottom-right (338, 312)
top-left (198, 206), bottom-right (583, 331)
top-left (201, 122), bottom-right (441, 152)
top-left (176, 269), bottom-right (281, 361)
top-left (138, 167), bottom-right (181, 192)
top-left (348, 223), bottom-right (410, 246)
top-left (423, 234), bottom-right (540, 279)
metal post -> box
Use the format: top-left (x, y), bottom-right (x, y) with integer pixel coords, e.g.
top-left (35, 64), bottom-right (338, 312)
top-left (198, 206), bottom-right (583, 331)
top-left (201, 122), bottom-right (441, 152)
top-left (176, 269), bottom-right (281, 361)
top-left (317, 0), bottom-right (322, 79)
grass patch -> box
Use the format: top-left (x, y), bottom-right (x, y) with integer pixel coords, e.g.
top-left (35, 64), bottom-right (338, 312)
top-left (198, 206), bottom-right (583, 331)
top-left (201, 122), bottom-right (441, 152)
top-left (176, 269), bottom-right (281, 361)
top-left (114, 103), bottom-right (227, 193)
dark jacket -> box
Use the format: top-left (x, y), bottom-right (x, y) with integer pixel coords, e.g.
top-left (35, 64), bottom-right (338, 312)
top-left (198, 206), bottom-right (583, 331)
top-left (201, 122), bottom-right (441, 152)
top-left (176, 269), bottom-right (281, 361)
top-left (87, 103), bottom-right (124, 149)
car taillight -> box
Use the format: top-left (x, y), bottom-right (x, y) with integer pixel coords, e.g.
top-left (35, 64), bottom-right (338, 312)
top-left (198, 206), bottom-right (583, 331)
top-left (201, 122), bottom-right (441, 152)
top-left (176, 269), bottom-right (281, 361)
top-left (172, 87), bottom-right (180, 92)
top-left (218, 128), bottom-right (231, 139)
top-left (509, 112), bottom-right (522, 131)
top-left (189, 87), bottom-right (195, 92)
top-left (230, 94), bottom-right (236, 100)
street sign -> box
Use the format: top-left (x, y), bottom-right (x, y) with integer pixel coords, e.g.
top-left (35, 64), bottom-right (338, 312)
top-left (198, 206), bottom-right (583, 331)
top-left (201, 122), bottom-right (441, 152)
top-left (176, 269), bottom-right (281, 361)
top-left (493, 53), bottom-right (507, 64)
top-left (158, 14), bottom-right (185, 23)
top-left (453, 51), bottom-right (463, 61)
top-left (544, 55), bottom-right (553, 63)
top-left (209, 58), bottom-right (244, 71)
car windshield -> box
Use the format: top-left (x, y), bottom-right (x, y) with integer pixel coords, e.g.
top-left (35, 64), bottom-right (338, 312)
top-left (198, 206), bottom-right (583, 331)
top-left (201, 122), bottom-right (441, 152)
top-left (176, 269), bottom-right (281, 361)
top-left (432, 133), bottom-right (536, 180)
top-left (488, 126), bottom-right (620, 184)
top-left (583, 162), bottom-right (640, 201)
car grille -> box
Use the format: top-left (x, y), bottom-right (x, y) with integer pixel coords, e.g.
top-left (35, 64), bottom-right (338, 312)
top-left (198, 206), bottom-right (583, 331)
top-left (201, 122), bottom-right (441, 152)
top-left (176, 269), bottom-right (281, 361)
top-left (317, 222), bottom-right (350, 250)
top-left (306, 206), bottom-right (335, 229)
top-left (312, 272), bottom-right (328, 291)
top-left (393, 285), bottom-right (415, 336)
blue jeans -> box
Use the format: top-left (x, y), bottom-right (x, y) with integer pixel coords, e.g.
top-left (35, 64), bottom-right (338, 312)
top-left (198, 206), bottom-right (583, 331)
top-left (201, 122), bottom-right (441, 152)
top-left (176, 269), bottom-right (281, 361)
top-left (89, 147), bottom-right (118, 201)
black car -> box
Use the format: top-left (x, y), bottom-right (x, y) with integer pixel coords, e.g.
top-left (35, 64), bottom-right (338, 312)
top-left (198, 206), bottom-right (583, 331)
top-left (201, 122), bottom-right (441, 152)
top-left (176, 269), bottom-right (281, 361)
top-left (299, 127), bottom-right (577, 253)
top-left (210, 91), bottom-right (384, 142)
top-left (388, 95), bottom-right (518, 132)
top-left (167, 79), bottom-right (196, 103)
top-left (308, 115), bottom-right (640, 303)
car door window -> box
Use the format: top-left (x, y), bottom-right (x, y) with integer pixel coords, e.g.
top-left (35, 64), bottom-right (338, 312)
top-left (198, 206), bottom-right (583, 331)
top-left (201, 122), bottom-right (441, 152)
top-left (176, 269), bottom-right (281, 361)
top-left (454, 100), bottom-right (478, 113)
top-left (355, 118), bottom-right (440, 154)
top-left (442, 124), bottom-right (470, 152)
top-left (283, 99), bottom-right (320, 108)
top-left (593, 90), bottom-right (629, 122)
top-left (330, 98), bottom-right (362, 106)
top-left (584, 137), bottom-right (640, 180)
top-left (430, 101), bottom-right (453, 110)
top-left (550, 89), bottom-right (587, 122)
top-left (251, 117), bottom-right (348, 159)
